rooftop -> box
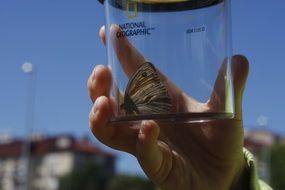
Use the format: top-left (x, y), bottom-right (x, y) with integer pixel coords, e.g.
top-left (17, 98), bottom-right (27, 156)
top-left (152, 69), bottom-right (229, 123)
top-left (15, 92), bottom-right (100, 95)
top-left (0, 134), bottom-right (114, 158)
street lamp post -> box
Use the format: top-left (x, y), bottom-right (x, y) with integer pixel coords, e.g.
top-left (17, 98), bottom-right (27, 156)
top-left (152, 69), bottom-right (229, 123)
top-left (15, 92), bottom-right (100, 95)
top-left (20, 62), bottom-right (37, 190)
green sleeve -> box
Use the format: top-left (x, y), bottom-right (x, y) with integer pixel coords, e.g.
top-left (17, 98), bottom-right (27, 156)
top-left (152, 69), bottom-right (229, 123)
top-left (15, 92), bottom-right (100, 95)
top-left (243, 148), bottom-right (273, 190)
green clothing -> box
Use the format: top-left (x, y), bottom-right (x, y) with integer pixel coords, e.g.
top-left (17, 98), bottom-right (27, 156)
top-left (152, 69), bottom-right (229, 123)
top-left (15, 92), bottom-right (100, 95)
top-left (244, 149), bottom-right (272, 190)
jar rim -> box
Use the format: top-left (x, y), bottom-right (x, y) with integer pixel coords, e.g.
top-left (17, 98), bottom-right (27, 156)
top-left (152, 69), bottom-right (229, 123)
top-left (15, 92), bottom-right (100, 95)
top-left (99, 0), bottom-right (224, 12)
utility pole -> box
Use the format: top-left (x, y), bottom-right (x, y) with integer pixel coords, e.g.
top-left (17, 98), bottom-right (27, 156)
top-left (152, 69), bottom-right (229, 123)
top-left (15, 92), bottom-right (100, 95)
top-left (20, 62), bottom-right (37, 190)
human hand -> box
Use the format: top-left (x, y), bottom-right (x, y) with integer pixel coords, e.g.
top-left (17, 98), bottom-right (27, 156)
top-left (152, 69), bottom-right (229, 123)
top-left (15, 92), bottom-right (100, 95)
top-left (88, 25), bottom-right (249, 190)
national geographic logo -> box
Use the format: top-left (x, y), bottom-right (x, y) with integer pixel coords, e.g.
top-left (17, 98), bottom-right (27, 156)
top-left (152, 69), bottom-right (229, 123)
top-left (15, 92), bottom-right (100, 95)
top-left (125, 0), bottom-right (138, 19)
top-left (119, 1), bottom-right (155, 38)
top-left (116, 21), bottom-right (155, 38)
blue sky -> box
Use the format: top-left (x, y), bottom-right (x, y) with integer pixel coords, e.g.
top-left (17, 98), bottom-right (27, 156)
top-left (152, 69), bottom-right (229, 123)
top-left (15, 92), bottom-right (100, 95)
top-left (0, 0), bottom-right (285, 175)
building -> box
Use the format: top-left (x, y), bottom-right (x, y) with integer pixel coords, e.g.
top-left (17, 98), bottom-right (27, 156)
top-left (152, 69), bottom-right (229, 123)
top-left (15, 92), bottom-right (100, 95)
top-left (244, 128), bottom-right (278, 184)
top-left (0, 134), bottom-right (115, 190)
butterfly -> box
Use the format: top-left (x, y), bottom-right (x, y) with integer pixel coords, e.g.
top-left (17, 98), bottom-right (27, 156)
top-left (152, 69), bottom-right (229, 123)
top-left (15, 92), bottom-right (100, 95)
top-left (121, 62), bottom-right (172, 115)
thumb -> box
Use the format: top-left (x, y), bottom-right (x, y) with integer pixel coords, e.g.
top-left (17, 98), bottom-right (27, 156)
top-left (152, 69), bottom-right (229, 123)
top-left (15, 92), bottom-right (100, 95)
top-left (136, 120), bottom-right (173, 186)
top-left (232, 55), bottom-right (249, 120)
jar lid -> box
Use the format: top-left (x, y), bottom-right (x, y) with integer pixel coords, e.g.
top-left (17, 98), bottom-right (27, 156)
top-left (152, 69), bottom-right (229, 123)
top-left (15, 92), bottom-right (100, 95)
top-left (98, 0), bottom-right (224, 12)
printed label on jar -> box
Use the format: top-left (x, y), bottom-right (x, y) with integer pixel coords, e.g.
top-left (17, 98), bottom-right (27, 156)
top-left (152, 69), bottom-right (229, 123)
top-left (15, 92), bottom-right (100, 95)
top-left (186, 25), bottom-right (206, 34)
top-left (116, 21), bottom-right (155, 38)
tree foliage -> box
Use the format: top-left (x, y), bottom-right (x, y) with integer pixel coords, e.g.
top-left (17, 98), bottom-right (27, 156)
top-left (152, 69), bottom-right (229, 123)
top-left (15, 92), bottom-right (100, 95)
top-left (58, 160), bottom-right (156, 190)
top-left (106, 175), bottom-right (156, 190)
top-left (58, 160), bottom-right (107, 190)
top-left (270, 143), bottom-right (285, 190)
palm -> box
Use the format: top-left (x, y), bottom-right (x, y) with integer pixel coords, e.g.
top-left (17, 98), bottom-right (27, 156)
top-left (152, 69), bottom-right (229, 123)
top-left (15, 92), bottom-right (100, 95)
top-left (133, 82), bottom-right (245, 189)
top-left (157, 119), bottom-right (244, 189)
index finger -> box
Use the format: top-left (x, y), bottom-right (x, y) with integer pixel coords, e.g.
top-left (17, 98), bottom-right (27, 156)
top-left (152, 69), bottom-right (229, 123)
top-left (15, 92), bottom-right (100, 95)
top-left (107, 25), bottom-right (146, 78)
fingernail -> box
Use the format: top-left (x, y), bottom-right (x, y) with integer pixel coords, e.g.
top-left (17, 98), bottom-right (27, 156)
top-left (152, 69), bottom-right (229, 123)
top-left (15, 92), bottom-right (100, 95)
top-left (93, 97), bottom-right (103, 114)
top-left (99, 25), bottom-right (106, 44)
top-left (140, 120), bottom-right (149, 135)
top-left (93, 65), bottom-right (100, 74)
top-left (91, 66), bottom-right (98, 81)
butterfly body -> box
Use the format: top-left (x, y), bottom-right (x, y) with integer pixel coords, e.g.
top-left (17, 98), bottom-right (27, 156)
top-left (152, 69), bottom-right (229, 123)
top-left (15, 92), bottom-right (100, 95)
top-left (121, 62), bottom-right (171, 115)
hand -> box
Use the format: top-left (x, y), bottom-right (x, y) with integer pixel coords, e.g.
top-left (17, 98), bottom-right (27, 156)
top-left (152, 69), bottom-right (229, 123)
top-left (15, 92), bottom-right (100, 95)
top-left (88, 25), bottom-right (249, 190)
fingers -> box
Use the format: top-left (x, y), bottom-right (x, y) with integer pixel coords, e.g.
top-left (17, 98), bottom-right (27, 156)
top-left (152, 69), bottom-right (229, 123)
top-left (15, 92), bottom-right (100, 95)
top-left (209, 61), bottom-right (228, 111)
top-left (136, 121), bottom-right (173, 186)
top-left (89, 96), bottom-right (138, 154)
top-left (232, 55), bottom-right (249, 120)
top-left (89, 96), bottom-right (115, 144)
top-left (105, 24), bottom-right (146, 78)
top-left (99, 25), bottom-right (106, 45)
top-left (87, 64), bottom-right (112, 102)
top-left (208, 55), bottom-right (249, 120)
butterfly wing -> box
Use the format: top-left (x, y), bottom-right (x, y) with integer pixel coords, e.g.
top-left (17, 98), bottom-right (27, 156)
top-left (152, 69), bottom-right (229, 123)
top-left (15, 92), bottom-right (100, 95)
top-left (123, 62), bottom-right (171, 115)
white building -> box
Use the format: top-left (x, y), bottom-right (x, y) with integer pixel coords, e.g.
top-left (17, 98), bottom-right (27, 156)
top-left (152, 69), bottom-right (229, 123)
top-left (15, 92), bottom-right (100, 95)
top-left (0, 135), bottom-right (115, 190)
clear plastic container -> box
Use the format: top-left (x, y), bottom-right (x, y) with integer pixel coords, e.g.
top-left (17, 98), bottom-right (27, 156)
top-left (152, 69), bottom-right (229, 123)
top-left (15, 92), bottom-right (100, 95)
top-left (100, 0), bottom-right (234, 123)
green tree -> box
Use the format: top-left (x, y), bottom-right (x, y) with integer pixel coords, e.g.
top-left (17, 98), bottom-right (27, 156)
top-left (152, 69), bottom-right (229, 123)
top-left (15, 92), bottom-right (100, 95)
top-left (270, 143), bottom-right (285, 190)
top-left (58, 160), bottom-right (107, 190)
top-left (106, 175), bottom-right (156, 190)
